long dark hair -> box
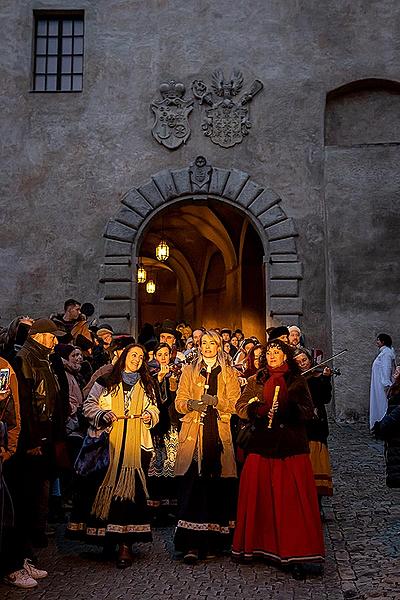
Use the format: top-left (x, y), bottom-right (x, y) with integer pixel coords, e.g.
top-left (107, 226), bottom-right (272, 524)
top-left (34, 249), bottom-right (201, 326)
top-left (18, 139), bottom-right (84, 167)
top-left (256, 339), bottom-right (300, 383)
top-left (105, 343), bottom-right (156, 401)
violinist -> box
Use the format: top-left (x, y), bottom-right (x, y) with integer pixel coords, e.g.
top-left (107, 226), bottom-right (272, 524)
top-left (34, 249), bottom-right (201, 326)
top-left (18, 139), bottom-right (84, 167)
top-left (148, 343), bottom-right (181, 521)
top-left (294, 347), bottom-right (334, 504)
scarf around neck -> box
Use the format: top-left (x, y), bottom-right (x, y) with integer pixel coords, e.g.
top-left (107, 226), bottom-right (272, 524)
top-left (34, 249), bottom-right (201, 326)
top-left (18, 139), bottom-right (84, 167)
top-left (256, 363), bottom-right (289, 418)
top-left (91, 381), bottom-right (148, 520)
top-left (122, 371), bottom-right (141, 386)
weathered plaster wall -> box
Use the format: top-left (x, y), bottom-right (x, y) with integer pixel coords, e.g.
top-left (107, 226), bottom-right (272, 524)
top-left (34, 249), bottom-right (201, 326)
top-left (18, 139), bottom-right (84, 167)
top-left (1, 0), bottom-right (400, 418)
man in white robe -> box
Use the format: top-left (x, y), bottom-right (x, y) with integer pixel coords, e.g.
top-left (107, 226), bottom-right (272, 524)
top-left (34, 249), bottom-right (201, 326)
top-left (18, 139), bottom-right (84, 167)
top-left (369, 333), bottom-right (397, 430)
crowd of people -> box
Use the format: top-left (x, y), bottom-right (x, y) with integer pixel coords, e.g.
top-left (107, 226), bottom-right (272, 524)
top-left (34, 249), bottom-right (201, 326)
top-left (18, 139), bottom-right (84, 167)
top-left (0, 299), bottom-right (396, 589)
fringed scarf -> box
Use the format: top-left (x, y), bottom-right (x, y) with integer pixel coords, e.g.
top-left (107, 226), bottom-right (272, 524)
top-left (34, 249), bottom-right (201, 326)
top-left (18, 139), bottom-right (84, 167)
top-left (91, 381), bottom-right (148, 520)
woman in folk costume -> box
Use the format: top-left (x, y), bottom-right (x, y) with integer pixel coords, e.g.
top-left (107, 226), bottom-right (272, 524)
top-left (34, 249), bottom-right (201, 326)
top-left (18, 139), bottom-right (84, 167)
top-left (293, 347), bottom-right (334, 504)
top-left (232, 339), bottom-right (325, 579)
top-left (174, 330), bottom-right (241, 563)
top-left (147, 342), bottom-right (181, 521)
top-left (66, 344), bottom-right (159, 568)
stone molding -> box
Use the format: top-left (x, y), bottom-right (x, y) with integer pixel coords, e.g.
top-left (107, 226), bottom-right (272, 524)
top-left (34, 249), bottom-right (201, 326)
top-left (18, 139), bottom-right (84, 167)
top-left (99, 160), bottom-right (303, 333)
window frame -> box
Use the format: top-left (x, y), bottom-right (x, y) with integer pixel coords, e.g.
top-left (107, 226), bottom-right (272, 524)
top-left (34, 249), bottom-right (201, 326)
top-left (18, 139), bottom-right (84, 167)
top-left (32, 9), bottom-right (85, 93)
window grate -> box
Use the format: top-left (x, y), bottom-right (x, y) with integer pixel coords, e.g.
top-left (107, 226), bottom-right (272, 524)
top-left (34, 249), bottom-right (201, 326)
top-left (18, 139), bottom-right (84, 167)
top-left (33, 13), bottom-right (84, 92)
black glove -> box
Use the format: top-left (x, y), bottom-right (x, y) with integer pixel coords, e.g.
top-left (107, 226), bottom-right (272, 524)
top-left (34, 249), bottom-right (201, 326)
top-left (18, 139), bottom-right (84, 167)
top-left (187, 399), bottom-right (206, 412)
top-left (201, 394), bottom-right (218, 407)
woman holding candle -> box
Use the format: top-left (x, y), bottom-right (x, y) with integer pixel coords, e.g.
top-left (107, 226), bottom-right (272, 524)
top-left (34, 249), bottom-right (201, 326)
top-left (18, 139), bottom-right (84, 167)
top-left (232, 339), bottom-right (325, 579)
top-left (66, 344), bottom-right (159, 568)
top-left (174, 330), bottom-right (241, 563)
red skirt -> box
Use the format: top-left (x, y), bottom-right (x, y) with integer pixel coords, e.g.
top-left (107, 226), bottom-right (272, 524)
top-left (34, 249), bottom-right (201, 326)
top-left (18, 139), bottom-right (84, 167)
top-left (232, 453), bottom-right (325, 563)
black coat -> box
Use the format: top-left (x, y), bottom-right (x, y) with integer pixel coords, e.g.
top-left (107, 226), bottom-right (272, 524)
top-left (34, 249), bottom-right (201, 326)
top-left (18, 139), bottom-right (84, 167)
top-left (374, 392), bottom-right (400, 488)
top-left (236, 370), bottom-right (314, 459)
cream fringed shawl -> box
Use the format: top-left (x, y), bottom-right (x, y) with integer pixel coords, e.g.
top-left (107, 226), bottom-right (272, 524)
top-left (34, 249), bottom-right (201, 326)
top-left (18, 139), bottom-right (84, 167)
top-left (91, 382), bottom-right (149, 520)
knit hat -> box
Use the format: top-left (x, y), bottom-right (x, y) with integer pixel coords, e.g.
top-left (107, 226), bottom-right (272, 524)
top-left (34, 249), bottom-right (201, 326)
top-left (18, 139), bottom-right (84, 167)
top-left (288, 325), bottom-right (301, 334)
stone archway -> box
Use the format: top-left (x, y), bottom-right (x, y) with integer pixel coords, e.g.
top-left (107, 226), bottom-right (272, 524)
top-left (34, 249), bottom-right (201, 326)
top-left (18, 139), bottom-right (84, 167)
top-left (99, 158), bottom-right (303, 335)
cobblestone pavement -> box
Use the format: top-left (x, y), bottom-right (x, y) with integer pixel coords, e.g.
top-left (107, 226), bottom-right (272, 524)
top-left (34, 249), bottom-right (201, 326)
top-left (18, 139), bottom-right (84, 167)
top-left (2, 422), bottom-right (399, 600)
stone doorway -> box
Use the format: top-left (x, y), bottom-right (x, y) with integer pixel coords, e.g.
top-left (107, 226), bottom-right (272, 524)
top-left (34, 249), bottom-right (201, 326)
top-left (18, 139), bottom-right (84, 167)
top-left (137, 199), bottom-right (265, 340)
top-left (99, 157), bottom-right (303, 338)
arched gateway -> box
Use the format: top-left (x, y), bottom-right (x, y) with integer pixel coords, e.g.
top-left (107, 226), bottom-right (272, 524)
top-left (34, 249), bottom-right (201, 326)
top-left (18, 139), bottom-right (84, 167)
top-left (99, 158), bottom-right (303, 336)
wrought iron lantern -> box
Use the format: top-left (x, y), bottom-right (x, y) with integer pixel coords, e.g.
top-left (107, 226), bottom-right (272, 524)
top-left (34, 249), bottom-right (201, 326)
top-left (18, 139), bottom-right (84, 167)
top-left (137, 264), bottom-right (147, 283)
top-left (155, 239), bottom-right (169, 262)
top-left (146, 279), bottom-right (156, 294)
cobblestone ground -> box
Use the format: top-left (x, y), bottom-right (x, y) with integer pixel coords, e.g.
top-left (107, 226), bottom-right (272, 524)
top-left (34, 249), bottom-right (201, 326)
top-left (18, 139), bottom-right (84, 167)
top-left (2, 422), bottom-right (400, 600)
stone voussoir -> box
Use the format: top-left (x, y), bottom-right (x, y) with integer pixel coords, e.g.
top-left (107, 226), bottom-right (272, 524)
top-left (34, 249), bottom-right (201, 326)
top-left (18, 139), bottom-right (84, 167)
top-left (115, 206), bottom-right (142, 230)
top-left (121, 189), bottom-right (153, 217)
top-left (105, 220), bottom-right (137, 243)
top-left (208, 167), bottom-right (230, 196)
top-left (235, 180), bottom-right (264, 208)
top-left (265, 218), bottom-right (297, 240)
top-left (138, 179), bottom-right (166, 208)
top-left (258, 204), bottom-right (287, 228)
top-left (222, 169), bottom-right (250, 200)
top-left (171, 168), bottom-right (191, 196)
top-left (270, 261), bottom-right (303, 279)
top-left (270, 296), bottom-right (303, 315)
top-left (248, 188), bottom-right (281, 216)
top-left (152, 169), bottom-right (177, 201)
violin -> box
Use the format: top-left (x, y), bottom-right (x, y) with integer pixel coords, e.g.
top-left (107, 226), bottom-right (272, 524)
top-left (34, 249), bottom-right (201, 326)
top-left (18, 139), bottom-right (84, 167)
top-left (306, 366), bottom-right (341, 377)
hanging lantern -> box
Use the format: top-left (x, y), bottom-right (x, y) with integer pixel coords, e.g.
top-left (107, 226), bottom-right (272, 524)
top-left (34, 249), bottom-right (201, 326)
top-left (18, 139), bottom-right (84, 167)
top-left (155, 239), bottom-right (169, 262)
top-left (146, 279), bottom-right (156, 294)
top-left (137, 265), bottom-right (147, 283)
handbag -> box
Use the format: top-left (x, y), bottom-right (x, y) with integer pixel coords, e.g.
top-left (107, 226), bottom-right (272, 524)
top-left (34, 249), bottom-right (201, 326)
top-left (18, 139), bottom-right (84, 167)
top-left (236, 420), bottom-right (255, 450)
top-left (74, 431), bottom-right (110, 477)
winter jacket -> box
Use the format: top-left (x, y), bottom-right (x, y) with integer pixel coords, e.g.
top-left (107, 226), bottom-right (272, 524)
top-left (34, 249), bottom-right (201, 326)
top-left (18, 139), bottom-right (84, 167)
top-left (236, 370), bottom-right (314, 459)
top-left (0, 357), bottom-right (21, 461)
top-left (174, 362), bottom-right (240, 477)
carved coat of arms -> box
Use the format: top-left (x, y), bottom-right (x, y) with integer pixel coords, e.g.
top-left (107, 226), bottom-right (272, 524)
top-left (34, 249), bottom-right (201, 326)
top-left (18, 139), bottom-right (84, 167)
top-left (192, 70), bottom-right (263, 148)
top-left (151, 80), bottom-right (193, 150)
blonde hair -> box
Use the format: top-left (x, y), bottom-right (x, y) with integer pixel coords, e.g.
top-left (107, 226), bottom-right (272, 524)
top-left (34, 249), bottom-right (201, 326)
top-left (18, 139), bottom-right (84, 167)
top-left (191, 329), bottom-right (231, 381)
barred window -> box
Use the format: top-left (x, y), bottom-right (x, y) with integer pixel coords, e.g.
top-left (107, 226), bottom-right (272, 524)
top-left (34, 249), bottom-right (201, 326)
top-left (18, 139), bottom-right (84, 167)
top-left (33, 12), bottom-right (84, 92)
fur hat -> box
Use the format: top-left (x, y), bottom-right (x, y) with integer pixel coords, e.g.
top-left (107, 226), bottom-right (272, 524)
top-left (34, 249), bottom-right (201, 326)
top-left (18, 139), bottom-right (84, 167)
top-left (268, 326), bottom-right (289, 341)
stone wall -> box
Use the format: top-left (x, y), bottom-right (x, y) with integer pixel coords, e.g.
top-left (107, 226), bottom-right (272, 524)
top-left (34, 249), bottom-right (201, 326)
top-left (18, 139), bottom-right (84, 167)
top-left (1, 0), bottom-right (400, 418)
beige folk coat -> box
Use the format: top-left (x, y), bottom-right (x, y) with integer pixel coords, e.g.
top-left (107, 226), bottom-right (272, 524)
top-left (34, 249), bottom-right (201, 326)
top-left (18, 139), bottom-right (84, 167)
top-left (174, 362), bottom-right (240, 477)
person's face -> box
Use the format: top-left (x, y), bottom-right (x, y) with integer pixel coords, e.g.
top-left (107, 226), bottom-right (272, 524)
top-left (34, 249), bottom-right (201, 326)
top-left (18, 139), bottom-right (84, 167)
top-left (376, 338), bottom-right (384, 348)
top-left (66, 304), bottom-right (81, 320)
top-left (221, 332), bottom-right (231, 342)
top-left (253, 348), bottom-right (262, 370)
top-left (294, 352), bottom-right (312, 372)
top-left (74, 349), bottom-right (83, 364)
top-left (192, 330), bottom-right (203, 347)
top-left (289, 330), bottom-right (301, 346)
top-left (160, 333), bottom-right (176, 348)
top-left (32, 332), bottom-right (57, 350)
top-left (98, 332), bottom-right (113, 347)
top-left (277, 334), bottom-right (289, 344)
top-left (125, 347), bottom-right (144, 372)
top-left (223, 342), bottom-right (231, 353)
top-left (236, 332), bottom-right (244, 342)
top-left (68, 349), bottom-right (82, 369)
top-left (231, 336), bottom-right (239, 348)
top-left (156, 347), bottom-right (171, 366)
top-left (201, 335), bottom-right (219, 359)
top-left (266, 346), bottom-right (287, 369)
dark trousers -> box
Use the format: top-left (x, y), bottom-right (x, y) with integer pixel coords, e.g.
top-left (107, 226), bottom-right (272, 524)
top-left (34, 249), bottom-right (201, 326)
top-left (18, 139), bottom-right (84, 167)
top-left (2, 453), bottom-right (50, 570)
